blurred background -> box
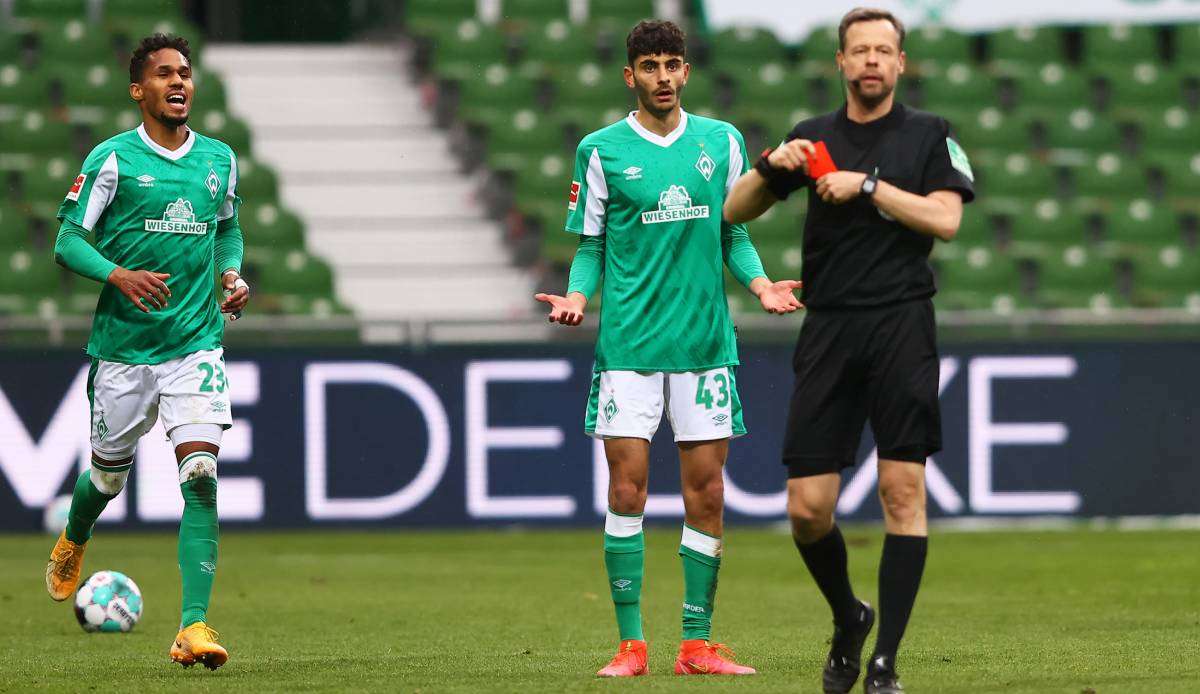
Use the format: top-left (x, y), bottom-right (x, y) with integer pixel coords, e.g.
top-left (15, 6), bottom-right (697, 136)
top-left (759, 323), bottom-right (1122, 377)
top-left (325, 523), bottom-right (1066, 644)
top-left (1, 0), bottom-right (1197, 532)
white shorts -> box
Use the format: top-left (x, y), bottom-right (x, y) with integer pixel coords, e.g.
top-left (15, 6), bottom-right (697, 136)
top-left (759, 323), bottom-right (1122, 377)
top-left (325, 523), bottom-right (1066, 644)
top-left (584, 367), bottom-right (746, 442)
top-left (88, 348), bottom-right (233, 461)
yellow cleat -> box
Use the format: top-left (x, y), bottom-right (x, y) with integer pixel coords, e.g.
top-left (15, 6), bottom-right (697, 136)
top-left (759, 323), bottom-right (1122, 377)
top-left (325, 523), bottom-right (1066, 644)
top-left (45, 530), bottom-right (86, 601)
top-left (170, 622), bottom-right (229, 670)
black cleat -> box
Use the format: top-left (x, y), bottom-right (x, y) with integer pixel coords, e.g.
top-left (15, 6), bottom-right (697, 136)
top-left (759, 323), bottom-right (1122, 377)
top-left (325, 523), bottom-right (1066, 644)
top-left (863, 654), bottom-right (905, 694)
top-left (822, 601), bottom-right (875, 694)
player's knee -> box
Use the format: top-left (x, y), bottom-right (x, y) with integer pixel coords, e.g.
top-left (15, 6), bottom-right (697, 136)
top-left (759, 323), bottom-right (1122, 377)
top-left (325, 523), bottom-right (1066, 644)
top-left (89, 466), bottom-right (129, 496)
top-left (878, 479), bottom-right (924, 525)
top-left (683, 474), bottom-right (724, 514)
top-left (608, 479), bottom-right (646, 514)
top-left (787, 499), bottom-right (834, 541)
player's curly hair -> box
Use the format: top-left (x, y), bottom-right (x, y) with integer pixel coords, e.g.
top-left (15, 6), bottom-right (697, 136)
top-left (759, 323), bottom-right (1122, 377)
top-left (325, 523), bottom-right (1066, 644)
top-left (129, 33), bottom-right (191, 83)
top-left (626, 20), bottom-right (686, 67)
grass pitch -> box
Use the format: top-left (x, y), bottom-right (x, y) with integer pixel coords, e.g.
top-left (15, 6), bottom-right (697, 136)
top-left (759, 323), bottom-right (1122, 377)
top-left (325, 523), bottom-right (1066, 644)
top-left (1, 527), bottom-right (1197, 693)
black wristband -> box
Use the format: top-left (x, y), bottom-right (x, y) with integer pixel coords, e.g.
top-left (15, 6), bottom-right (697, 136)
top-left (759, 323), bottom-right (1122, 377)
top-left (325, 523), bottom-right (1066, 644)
top-left (754, 148), bottom-right (783, 180)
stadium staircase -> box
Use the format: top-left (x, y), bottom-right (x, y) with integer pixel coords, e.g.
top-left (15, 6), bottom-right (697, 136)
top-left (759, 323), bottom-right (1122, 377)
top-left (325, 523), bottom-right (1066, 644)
top-left (205, 44), bottom-right (538, 342)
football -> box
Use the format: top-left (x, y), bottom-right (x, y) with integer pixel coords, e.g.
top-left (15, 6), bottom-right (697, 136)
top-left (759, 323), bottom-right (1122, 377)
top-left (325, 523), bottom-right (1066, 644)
top-left (74, 571), bottom-right (143, 633)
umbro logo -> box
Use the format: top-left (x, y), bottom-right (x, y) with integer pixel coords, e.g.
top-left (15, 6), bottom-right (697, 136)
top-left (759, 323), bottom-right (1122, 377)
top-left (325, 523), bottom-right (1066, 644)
top-left (200, 562), bottom-right (216, 574)
top-left (211, 401), bottom-right (227, 413)
top-left (612, 579), bottom-right (633, 591)
top-left (712, 413), bottom-right (729, 424)
top-left (623, 166), bottom-right (643, 180)
top-left (136, 174), bottom-right (155, 187)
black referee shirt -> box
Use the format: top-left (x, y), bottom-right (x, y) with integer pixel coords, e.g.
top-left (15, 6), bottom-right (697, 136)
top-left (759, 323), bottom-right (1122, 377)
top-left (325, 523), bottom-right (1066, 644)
top-left (768, 103), bottom-right (976, 309)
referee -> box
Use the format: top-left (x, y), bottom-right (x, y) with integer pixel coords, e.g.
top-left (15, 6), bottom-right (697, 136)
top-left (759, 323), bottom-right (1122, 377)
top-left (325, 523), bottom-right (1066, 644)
top-left (725, 8), bottom-right (974, 694)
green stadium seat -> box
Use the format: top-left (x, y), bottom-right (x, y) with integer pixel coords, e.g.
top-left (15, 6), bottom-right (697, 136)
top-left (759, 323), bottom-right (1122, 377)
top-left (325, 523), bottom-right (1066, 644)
top-left (0, 248), bottom-right (64, 296)
top-left (935, 246), bottom-right (1024, 312)
top-left (96, 107), bottom-right (141, 138)
top-left (755, 238), bottom-right (803, 280)
top-left (1007, 197), bottom-right (1089, 258)
top-left (681, 72), bottom-right (718, 111)
top-left (954, 107), bottom-right (1031, 151)
top-left (0, 110), bottom-right (73, 155)
top-left (801, 25), bottom-right (840, 62)
top-left (1035, 245), bottom-right (1117, 309)
top-left (486, 109), bottom-right (570, 171)
top-left (275, 294), bottom-right (353, 319)
top-left (191, 109), bottom-right (252, 155)
top-left (1096, 62), bottom-right (1184, 113)
top-left (1082, 23), bottom-right (1160, 65)
top-left (22, 155), bottom-right (75, 206)
top-left (1146, 151), bottom-right (1200, 204)
top-left (256, 249), bottom-right (334, 297)
top-left (1072, 152), bottom-right (1143, 198)
top-left (1131, 245), bottom-right (1200, 307)
top-left (190, 67), bottom-right (227, 110)
top-left (1103, 198), bottom-right (1182, 252)
top-left (553, 62), bottom-right (633, 111)
top-left (36, 20), bottom-right (122, 65)
top-left (905, 25), bottom-right (972, 63)
top-left (975, 152), bottom-right (1056, 198)
top-left (11, 0), bottom-right (88, 20)
top-left (514, 150), bottom-right (569, 199)
top-left (234, 158), bottom-right (279, 202)
top-left (0, 64), bottom-right (51, 107)
top-left (427, 20), bottom-right (507, 82)
top-left (0, 204), bottom-right (29, 249)
top-left (1136, 106), bottom-right (1200, 151)
top-left (1012, 63), bottom-right (1094, 110)
top-left (240, 200), bottom-right (304, 248)
top-left (987, 25), bottom-right (1065, 67)
top-left (710, 26), bottom-right (788, 66)
top-left (48, 62), bottom-right (131, 108)
top-left (919, 62), bottom-right (998, 114)
top-left (458, 64), bottom-right (538, 122)
top-left (518, 19), bottom-right (597, 67)
top-left (1042, 108), bottom-right (1120, 151)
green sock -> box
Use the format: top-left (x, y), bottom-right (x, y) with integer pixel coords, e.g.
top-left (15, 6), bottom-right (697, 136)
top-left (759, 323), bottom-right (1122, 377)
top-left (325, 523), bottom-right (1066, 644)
top-left (178, 457), bottom-right (219, 628)
top-left (679, 524), bottom-right (722, 641)
top-left (65, 468), bottom-right (119, 544)
top-left (604, 510), bottom-right (645, 641)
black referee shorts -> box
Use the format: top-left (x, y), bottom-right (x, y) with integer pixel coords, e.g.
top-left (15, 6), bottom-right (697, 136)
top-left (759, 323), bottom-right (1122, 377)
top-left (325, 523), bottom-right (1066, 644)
top-left (782, 298), bottom-right (942, 478)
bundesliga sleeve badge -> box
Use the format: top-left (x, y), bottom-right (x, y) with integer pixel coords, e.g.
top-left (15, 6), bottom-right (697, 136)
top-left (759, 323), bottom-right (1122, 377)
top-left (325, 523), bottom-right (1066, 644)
top-left (568, 181), bottom-right (580, 211)
top-left (66, 173), bottom-right (86, 201)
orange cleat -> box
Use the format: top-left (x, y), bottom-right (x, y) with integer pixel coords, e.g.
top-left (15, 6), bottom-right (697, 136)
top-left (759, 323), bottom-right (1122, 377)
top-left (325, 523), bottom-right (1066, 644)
top-left (45, 530), bottom-right (86, 601)
top-left (674, 639), bottom-right (757, 675)
top-left (170, 622), bottom-right (229, 670)
top-left (596, 639), bottom-right (649, 677)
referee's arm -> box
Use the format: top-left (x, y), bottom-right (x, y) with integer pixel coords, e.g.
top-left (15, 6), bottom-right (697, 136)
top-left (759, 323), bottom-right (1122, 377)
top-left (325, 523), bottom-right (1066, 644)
top-left (723, 139), bottom-right (816, 224)
top-left (871, 184), bottom-right (963, 242)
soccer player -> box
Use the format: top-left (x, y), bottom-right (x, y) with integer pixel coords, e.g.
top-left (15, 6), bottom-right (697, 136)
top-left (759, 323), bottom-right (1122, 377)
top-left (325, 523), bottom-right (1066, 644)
top-left (534, 20), bottom-right (802, 678)
top-left (724, 8), bottom-right (975, 694)
top-left (44, 34), bottom-right (248, 670)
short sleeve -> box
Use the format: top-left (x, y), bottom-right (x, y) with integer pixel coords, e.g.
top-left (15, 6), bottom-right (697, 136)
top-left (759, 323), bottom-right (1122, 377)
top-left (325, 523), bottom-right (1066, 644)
top-left (564, 141), bottom-right (608, 236)
top-left (56, 145), bottom-right (119, 231)
top-left (920, 119), bottom-right (976, 203)
top-left (765, 125), bottom-right (810, 201)
top-left (216, 151), bottom-right (241, 224)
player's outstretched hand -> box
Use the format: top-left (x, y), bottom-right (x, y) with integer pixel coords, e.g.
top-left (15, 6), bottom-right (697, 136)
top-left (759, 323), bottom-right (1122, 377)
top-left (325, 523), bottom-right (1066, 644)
top-left (768, 139), bottom-right (816, 175)
top-left (816, 171), bottom-right (868, 204)
top-left (534, 291), bottom-right (586, 326)
top-left (108, 267), bottom-right (171, 313)
top-left (221, 270), bottom-right (250, 320)
top-left (755, 279), bottom-right (804, 314)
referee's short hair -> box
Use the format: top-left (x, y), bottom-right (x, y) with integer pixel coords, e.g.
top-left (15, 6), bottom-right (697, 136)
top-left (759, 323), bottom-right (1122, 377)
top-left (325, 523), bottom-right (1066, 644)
top-left (837, 7), bottom-right (906, 51)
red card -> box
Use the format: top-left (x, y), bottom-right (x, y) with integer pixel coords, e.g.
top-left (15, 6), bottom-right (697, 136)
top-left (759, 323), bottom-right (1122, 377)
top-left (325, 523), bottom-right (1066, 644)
top-left (806, 141), bottom-right (838, 179)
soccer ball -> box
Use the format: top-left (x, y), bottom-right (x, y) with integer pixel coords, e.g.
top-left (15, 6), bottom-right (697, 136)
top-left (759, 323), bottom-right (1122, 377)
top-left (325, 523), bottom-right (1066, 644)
top-left (74, 571), bottom-right (143, 633)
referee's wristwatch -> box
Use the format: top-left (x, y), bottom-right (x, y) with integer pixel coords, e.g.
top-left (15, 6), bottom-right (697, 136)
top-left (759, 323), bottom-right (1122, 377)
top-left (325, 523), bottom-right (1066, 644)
top-left (860, 173), bottom-right (879, 197)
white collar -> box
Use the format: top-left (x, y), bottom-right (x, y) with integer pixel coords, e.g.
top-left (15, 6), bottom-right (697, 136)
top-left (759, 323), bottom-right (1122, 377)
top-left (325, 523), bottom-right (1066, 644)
top-left (136, 123), bottom-right (195, 161)
top-left (625, 109), bottom-right (689, 148)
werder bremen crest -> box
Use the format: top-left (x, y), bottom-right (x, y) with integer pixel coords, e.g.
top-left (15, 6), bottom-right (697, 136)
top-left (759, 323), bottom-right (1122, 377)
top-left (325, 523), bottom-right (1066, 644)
top-left (641, 185), bottom-right (710, 224)
top-left (145, 198), bottom-right (208, 235)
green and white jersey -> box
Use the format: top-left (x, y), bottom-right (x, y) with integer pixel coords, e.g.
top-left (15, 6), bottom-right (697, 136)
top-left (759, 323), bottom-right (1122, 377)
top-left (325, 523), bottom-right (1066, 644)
top-left (58, 125), bottom-right (240, 365)
top-left (566, 110), bottom-right (750, 372)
